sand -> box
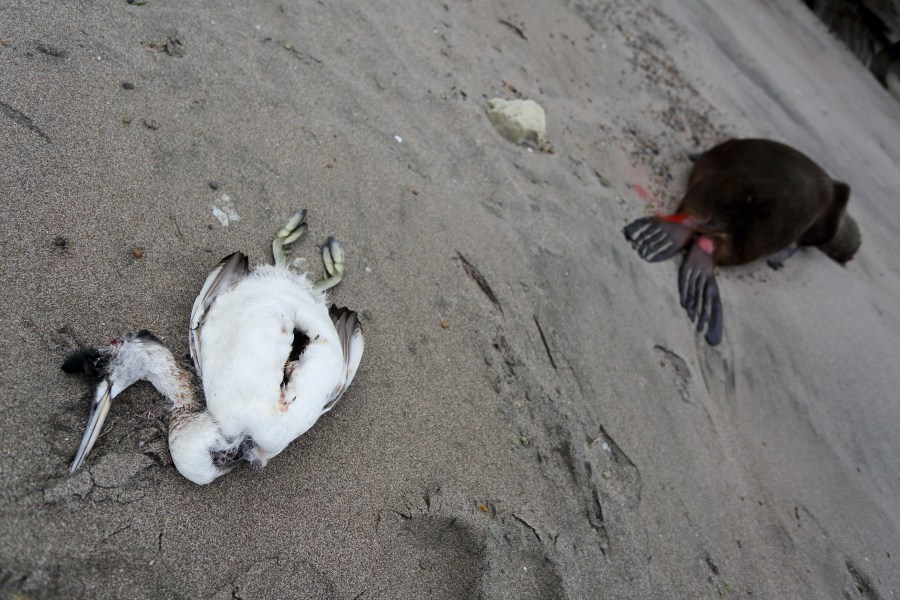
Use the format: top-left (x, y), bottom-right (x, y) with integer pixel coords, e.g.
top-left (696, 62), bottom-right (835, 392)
top-left (1, 0), bottom-right (898, 598)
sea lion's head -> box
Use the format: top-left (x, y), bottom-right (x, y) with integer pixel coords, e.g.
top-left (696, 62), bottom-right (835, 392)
top-left (820, 213), bottom-right (861, 265)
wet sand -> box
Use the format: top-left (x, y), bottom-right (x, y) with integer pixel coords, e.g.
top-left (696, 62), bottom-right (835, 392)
top-left (1, 0), bottom-right (898, 598)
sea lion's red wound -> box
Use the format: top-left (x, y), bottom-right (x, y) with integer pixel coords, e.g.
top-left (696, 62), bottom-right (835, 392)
top-left (661, 213), bottom-right (694, 226)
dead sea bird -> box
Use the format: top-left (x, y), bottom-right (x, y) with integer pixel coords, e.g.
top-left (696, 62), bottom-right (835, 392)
top-left (65, 211), bottom-right (364, 484)
top-left (623, 138), bottom-right (861, 346)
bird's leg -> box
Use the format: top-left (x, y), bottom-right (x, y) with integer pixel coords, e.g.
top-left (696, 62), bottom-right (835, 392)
top-left (272, 209), bottom-right (308, 267)
top-left (312, 237), bottom-right (345, 293)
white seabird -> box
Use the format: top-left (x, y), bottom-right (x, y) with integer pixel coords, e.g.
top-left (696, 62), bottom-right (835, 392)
top-left (64, 210), bottom-right (364, 484)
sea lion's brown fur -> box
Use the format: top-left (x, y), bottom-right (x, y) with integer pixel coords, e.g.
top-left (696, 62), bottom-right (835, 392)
top-left (623, 138), bottom-right (861, 345)
top-left (681, 139), bottom-right (858, 266)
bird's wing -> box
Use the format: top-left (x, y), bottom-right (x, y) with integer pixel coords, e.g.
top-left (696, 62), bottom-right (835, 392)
top-left (189, 252), bottom-right (249, 377)
top-left (321, 305), bottom-right (364, 412)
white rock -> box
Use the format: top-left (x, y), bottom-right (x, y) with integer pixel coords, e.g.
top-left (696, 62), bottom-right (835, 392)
top-left (486, 98), bottom-right (547, 149)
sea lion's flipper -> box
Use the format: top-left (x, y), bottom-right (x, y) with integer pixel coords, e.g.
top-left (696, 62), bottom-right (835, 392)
top-left (678, 237), bottom-right (723, 346)
top-left (766, 244), bottom-right (799, 270)
top-left (623, 216), bottom-right (695, 263)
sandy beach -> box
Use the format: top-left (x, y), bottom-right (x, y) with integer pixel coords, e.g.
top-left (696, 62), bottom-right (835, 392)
top-left (1, 0), bottom-right (898, 598)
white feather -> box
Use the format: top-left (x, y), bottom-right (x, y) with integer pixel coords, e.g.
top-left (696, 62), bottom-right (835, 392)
top-left (196, 264), bottom-right (345, 460)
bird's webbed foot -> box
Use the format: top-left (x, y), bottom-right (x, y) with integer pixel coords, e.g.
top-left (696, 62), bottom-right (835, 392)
top-left (273, 209), bottom-right (309, 266)
top-left (312, 237), bottom-right (345, 293)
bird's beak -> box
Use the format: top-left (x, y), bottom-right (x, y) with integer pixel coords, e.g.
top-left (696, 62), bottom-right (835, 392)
top-left (70, 381), bottom-right (112, 473)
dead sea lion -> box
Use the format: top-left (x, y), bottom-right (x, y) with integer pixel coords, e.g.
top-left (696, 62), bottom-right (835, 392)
top-left (623, 138), bottom-right (861, 346)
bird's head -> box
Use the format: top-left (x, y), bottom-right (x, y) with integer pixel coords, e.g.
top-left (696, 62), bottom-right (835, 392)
top-left (63, 331), bottom-right (170, 473)
top-left (64, 330), bottom-right (262, 485)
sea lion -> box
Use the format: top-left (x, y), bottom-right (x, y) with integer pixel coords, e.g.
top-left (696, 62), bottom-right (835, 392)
top-left (623, 138), bottom-right (861, 346)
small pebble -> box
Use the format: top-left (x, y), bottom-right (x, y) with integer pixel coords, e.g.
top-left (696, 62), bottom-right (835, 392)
top-left (440, 319), bottom-right (450, 329)
top-left (143, 118), bottom-right (158, 129)
top-left (53, 236), bottom-right (67, 247)
top-left (410, 188), bottom-right (420, 196)
top-left (122, 81), bottom-right (134, 90)
top-left (478, 504), bottom-right (489, 513)
top-left (132, 247), bottom-right (144, 259)
top-left (0, 40), bottom-right (9, 47)
top-left (208, 180), bottom-right (219, 190)
top-left (284, 43), bottom-right (293, 50)
top-left (122, 116), bottom-right (132, 124)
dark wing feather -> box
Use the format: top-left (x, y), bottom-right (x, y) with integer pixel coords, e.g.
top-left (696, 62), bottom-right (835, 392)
top-left (322, 305), bottom-right (364, 412)
top-left (189, 252), bottom-right (249, 376)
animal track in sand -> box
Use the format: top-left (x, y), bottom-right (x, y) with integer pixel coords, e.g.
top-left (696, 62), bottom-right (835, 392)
top-left (212, 557), bottom-right (336, 600)
top-left (377, 491), bottom-right (487, 599)
top-left (697, 341), bottom-right (737, 397)
top-left (1, 553), bottom-right (173, 599)
top-left (586, 426), bottom-right (642, 512)
top-left (654, 344), bottom-right (692, 403)
top-left (484, 313), bottom-right (646, 564)
top-left (845, 560), bottom-right (882, 600)
top-left (376, 487), bottom-right (565, 599)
